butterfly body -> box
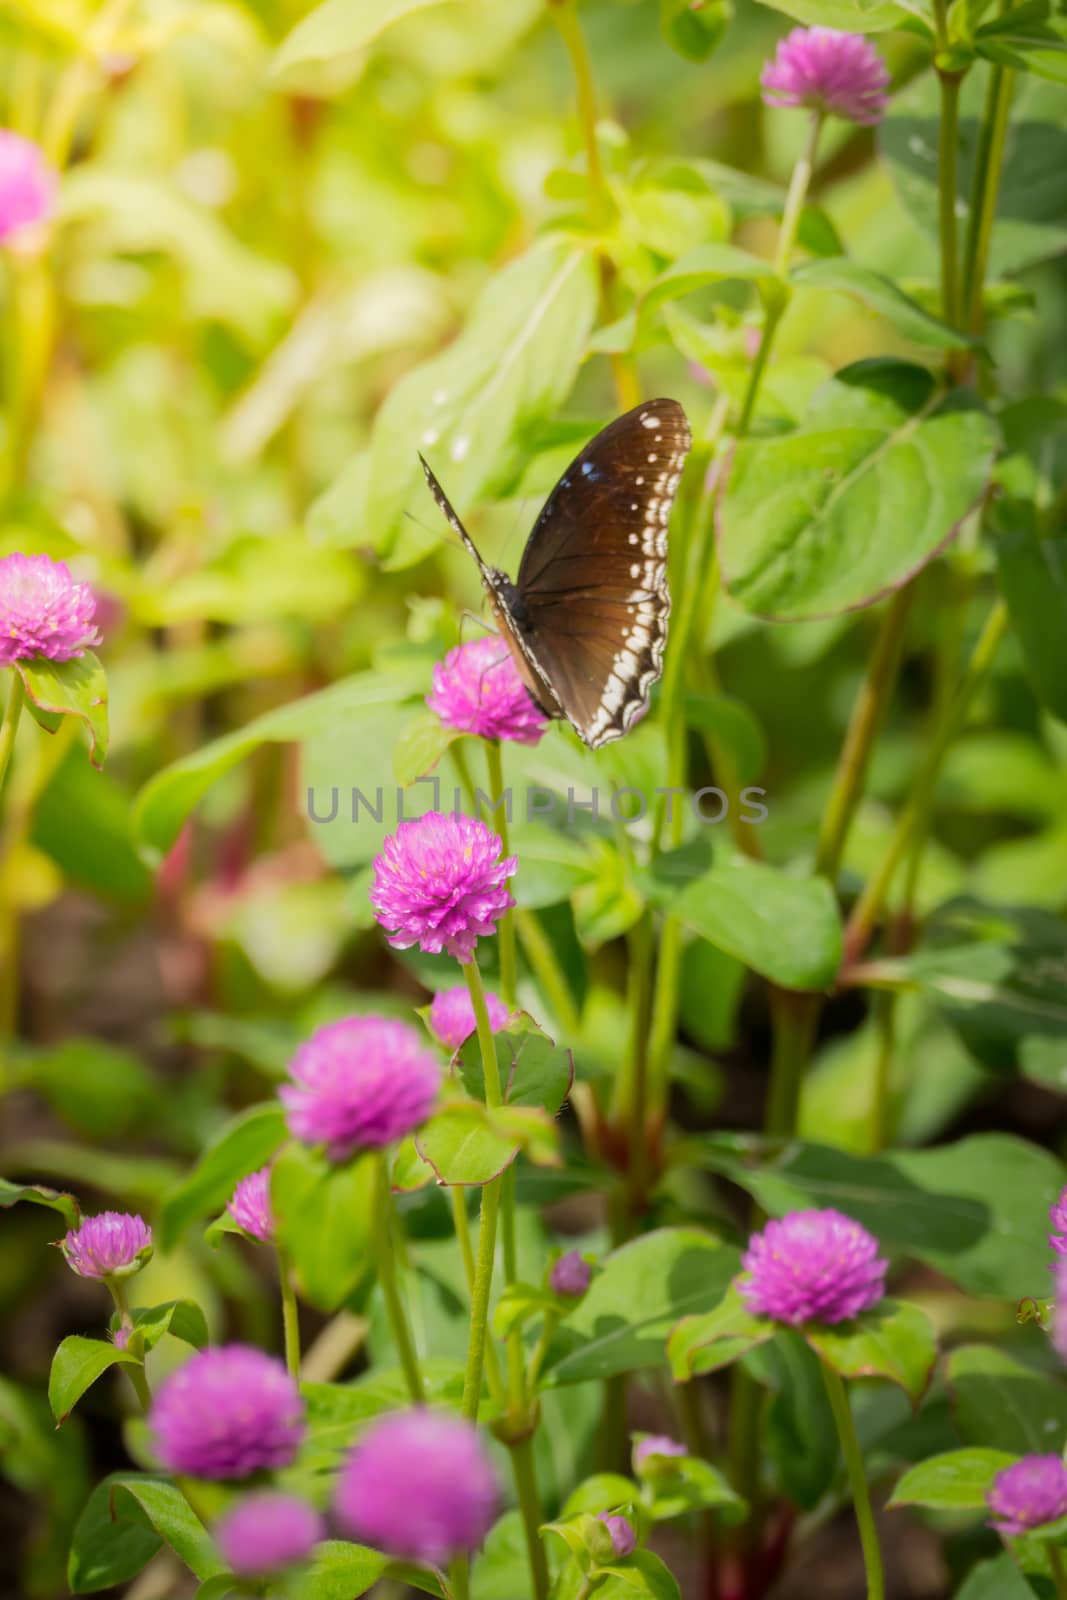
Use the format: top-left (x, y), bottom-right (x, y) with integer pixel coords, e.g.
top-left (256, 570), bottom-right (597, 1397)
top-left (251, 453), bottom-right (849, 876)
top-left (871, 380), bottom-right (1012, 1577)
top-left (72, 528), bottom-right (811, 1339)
top-left (420, 397), bottom-right (691, 749)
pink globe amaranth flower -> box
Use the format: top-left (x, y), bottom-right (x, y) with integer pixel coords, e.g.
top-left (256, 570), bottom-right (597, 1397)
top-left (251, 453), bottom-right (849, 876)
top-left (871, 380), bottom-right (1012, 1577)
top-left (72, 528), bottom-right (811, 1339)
top-left (987, 1455), bottom-right (1067, 1536)
top-left (550, 1250), bottom-right (592, 1298)
top-left (281, 1014), bottom-right (440, 1161)
top-left (61, 1212), bottom-right (152, 1279)
top-left (761, 27), bottom-right (890, 126)
top-left (215, 1492), bottom-right (323, 1578)
top-left (227, 1167), bottom-right (274, 1242)
top-left (740, 1208), bottom-right (887, 1326)
top-left (334, 1409), bottom-right (499, 1566)
top-left (0, 131), bottom-right (56, 244)
top-left (429, 983), bottom-right (511, 1052)
top-left (112, 1325), bottom-right (132, 1351)
top-left (427, 636), bottom-right (547, 746)
top-left (633, 1435), bottom-right (688, 1473)
top-left (1054, 1258), bottom-right (1067, 1362)
top-left (1050, 1186), bottom-right (1067, 1258)
top-left (150, 1345), bottom-right (305, 1480)
top-left (598, 1513), bottom-right (636, 1558)
top-left (0, 553), bottom-right (101, 668)
top-left (370, 811), bottom-right (517, 965)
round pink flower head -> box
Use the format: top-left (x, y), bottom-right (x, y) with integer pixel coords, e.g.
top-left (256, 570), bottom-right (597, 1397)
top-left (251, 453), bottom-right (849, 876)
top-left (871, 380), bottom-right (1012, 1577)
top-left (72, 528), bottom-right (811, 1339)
top-left (551, 1250), bottom-right (592, 1299)
top-left (61, 1211), bottom-right (152, 1280)
top-left (598, 1513), bottom-right (637, 1558)
top-left (370, 811), bottom-right (517, 965)
top-left (281, 1014), bottom-right (440, 1161)
top-left (215, 1492), bottom-right (323, 1579)
top-left (334, 1409), bottom-right (499, 1566)
top-left (0, 131), bottom-right (56, 244)
top-left (987, 1455), bottom-right (1067, 1537)
top-left (761, 28), bottom-right (890, 126)
top-left (150, 1344), bottom-right (305, 1480)
top-left (1050, 1186), bottom-right (1067, 1257)
top-left (633, 1435), bottom-right (688, 1474)
top-left (227, 1167), bottom-right (274, 1242)
top-left (740, 1208), bottom-right (887, 1326)
top-left (429, 983), bottom-right (511, 1052)
top-left (1054, 1257), bottom-right (1067, 1363)
top-left (0, 553), bottom-right (101, 668)
top-left (427, 636), bottom-right (547, 746)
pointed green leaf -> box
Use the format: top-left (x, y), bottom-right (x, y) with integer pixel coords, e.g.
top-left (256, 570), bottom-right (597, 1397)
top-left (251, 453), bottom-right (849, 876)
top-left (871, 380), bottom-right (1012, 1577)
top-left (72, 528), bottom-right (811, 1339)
top-left (805, 1298), bottom-right (938, 1404)
top-left (17, 652), bottom-right (108, 767)
top-left (49, 1337), bottom-right (141, 1424)
top-left (890, 1448), bottom-right (1016, 1511)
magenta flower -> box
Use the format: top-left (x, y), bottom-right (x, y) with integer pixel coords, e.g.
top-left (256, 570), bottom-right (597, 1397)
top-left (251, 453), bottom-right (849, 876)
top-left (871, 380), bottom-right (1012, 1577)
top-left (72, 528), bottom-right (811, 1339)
top-left (227, 1167), bottom-right (274, 1242)
top-left (761, 28), bottom-right (890, 126)
top-left (634, 1435), bottom-right (688, 1472)
top-left (1050, 1186), bottom-right (1067, 1257)
top-left (740, 1209), bottom-right (887, 1326)
top-left (150, 1345), bottom-right (305, 1480)
top-left (61, 1212), bottom-right (152, 1280)
top-left (0, 553), bottom-right (101, 668)
top-left (334, 1409), bottom-right (499, 1566)
top-left (0, 131), bottom-right (56, 244)
top-left (281, 1014), bottom-right (440, 1160)
top-left (427, 636), bottom-right (547, 746)
top-left (598, 1513), bottom-right (636, 1558)
top-left (987, 1455), bottom-right (1067, 1537)
top-left (1054, 1258), bottom-right (1067, 1363)
top-left (370, 812), bottom-right (517, 964)
top-left (550, 1251), bottom-right (592, 1298)
top-left (215, 1492), bottom-right (323, 1578)
top-left (429, 983), bottom-right (511, 1051)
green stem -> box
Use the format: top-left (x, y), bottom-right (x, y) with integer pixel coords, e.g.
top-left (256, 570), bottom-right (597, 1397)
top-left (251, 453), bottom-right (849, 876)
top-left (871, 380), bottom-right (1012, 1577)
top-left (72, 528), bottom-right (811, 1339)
top-left (276, 1247), bottom-right (302, 1381)
top-left (814, 587), bottom-right (915, 883)
top-left (869, 991), bottom-right (896, 1153)
top-left (452, 1188), bottom-right (507, 1406)
top-left (549, 0), bottom-right (607, 225)
top-left (1050, 1548), bottom-right (1067, 1600)
top-left (372, 1156), bottom-right (424, 1404)
top-left (465, 957), bottom-right (504, 1107)
top-left (821, 1363), bottom-right (885, 1600)
top-left (765, 988), bottom-right (820, 1138)
top-left (515, 908), bottom-right (581, 1035)
top-left (613, 912), bottom-right (655, 1227)
top-left (0, 672), bottom-right (25, 797)
top-left (961, 62), bottom-right (1015, 331)
top-left (936, 68), bottom-right (963, 330)
top-left (510, 1432), bottom-right (551, 1600)
top-left (107, 1277), bottom-right (152, 1413)
top-left (844, 599), bottom-right (1009, 963)
top-left (460, 1172), bottom-right (502, 1422)
top-left (485, 740), bottom-right (517, 1010)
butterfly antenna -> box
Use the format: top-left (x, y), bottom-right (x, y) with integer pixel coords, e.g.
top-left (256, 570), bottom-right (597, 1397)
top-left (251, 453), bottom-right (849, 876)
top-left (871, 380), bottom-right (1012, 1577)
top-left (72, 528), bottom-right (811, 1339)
top-left (417, 452), bottom-right (487, 569)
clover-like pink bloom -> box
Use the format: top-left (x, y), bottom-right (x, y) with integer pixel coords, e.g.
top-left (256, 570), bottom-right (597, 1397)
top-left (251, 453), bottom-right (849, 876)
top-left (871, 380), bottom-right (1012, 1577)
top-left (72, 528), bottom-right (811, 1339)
top-left (0, 131), bottom-right (56, 244)
top-left (0, 553), bottom-right (100, 667)
top-left (740, 1208), bottom-right (887, 1326)
top-left (633, 1435), bottom-right (688, 1472)
top-left (61, 1212), bottom-right (152, 1279)
top-left (598, 1513), bottom-right (636, 1558)
top-left (215, 1492), bottom-right (323, 1578)
top-left (281, 1014), bottom-right (440, 1161)
top-left (987, 1455), bottom-right (1067, 1537)
top-left (761, 28), bottom-right (890, 125)
top-left (428, 983), bottom-right (510, 1052)
top-left (227, 1167), bottom-right (274, 1242)
top-left (334, 1409), bottom-right (499, 1566)
top-left (1050, 1186), bottom-right (1067, 1258)
top-left (370, 812), bottom-right (517, 964)
top-left (550, 1250), bottom-right (592, 1298)
top-left (427, 636), bottom-right (547, 746)
top-left (150, 1345), bottom-right (305, 1479)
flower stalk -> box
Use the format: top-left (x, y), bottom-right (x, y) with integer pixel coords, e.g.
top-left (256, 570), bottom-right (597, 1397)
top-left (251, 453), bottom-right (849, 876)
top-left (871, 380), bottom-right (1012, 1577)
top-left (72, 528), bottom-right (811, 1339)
top-left (821, 1362), bottom-right (885, 1600)
top-left (370, 1157), bottom-right (424, 1404)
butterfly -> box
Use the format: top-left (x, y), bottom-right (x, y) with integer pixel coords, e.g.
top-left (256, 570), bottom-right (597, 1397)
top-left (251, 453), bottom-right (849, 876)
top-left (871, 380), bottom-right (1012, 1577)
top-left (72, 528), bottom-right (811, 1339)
top-left (419, 398), bottom-right (692, 749)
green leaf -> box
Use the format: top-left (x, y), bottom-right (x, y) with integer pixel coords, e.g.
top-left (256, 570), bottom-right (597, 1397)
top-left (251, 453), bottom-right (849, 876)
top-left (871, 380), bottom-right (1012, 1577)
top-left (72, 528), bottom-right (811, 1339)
top-left (948, 1344), bottom-right (1067, 1455)
top-left (0, 1176), bottom-right (80, 1229)
top-left (416, 1098), bottom-right (560, 1185)
top-left (792, 259), bottom-right (974, 351)
top-left (754, 0), bottom-right (914, 30)
top-left (49, 1337), bottom-right (140, 1424)
top-left (271, 1145), bottom-right (374, 1311)
top-left (718, 360), bottom-right (998, 621)
top-left (996, 527), bottom-right (1067, 724)
top-left (273, 0), bottom-right (454, 78)
top-left (659, 0), bottom-right (731, 59)
top-left (881, 72), bottom-right (1067, 278)
top-left (603, 244), bottom-right (773, 353)
top-left (68, 1474), bottom-right (223, 1593)
top-left (157, 1103), bottom-right (286, 1250)
top-left (132, 670), bottom-right (418, 864)
top-left (393, 709), bottom-right (460, 785)
top-left (889, 1448), bottom-right (1016, 1512)
top-left (456, 1011), bottom-right (574, 1113)
top-left (17, 652), bottom-right (108, 767)
top-left (954, 1554), bottom-right (1045, 1600)
top-left (596, 1551), bottom-right (682, 1600)
top-left (754, 1330), bottom-right (839, 1510)
top-left (669, 858), bottom-right (842, 989)
top-left (129, 1299), bottom-right (210, 1354)
top-left (668, 1284), bottom-right (774, 1379)
top-left (14, 1038), bottom-right (156, 1139)
top-left (288, 1539), bottom-right (389, 1600)
top-left (350, 239), bottom-right (597, 569)
top-left (693, 1132), bottom-right (1063, 1298)
top-left (472, 1511), bottom-right (542, 1600)
top-left (805, 1299), bottom-right (938, 1405)
top-left (542, 1229), bottom-right (741, 1386)
top-left (644, 1454), bottom-right (746, 1522)
top-left (976, 6), bottom-right (1067, 85)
